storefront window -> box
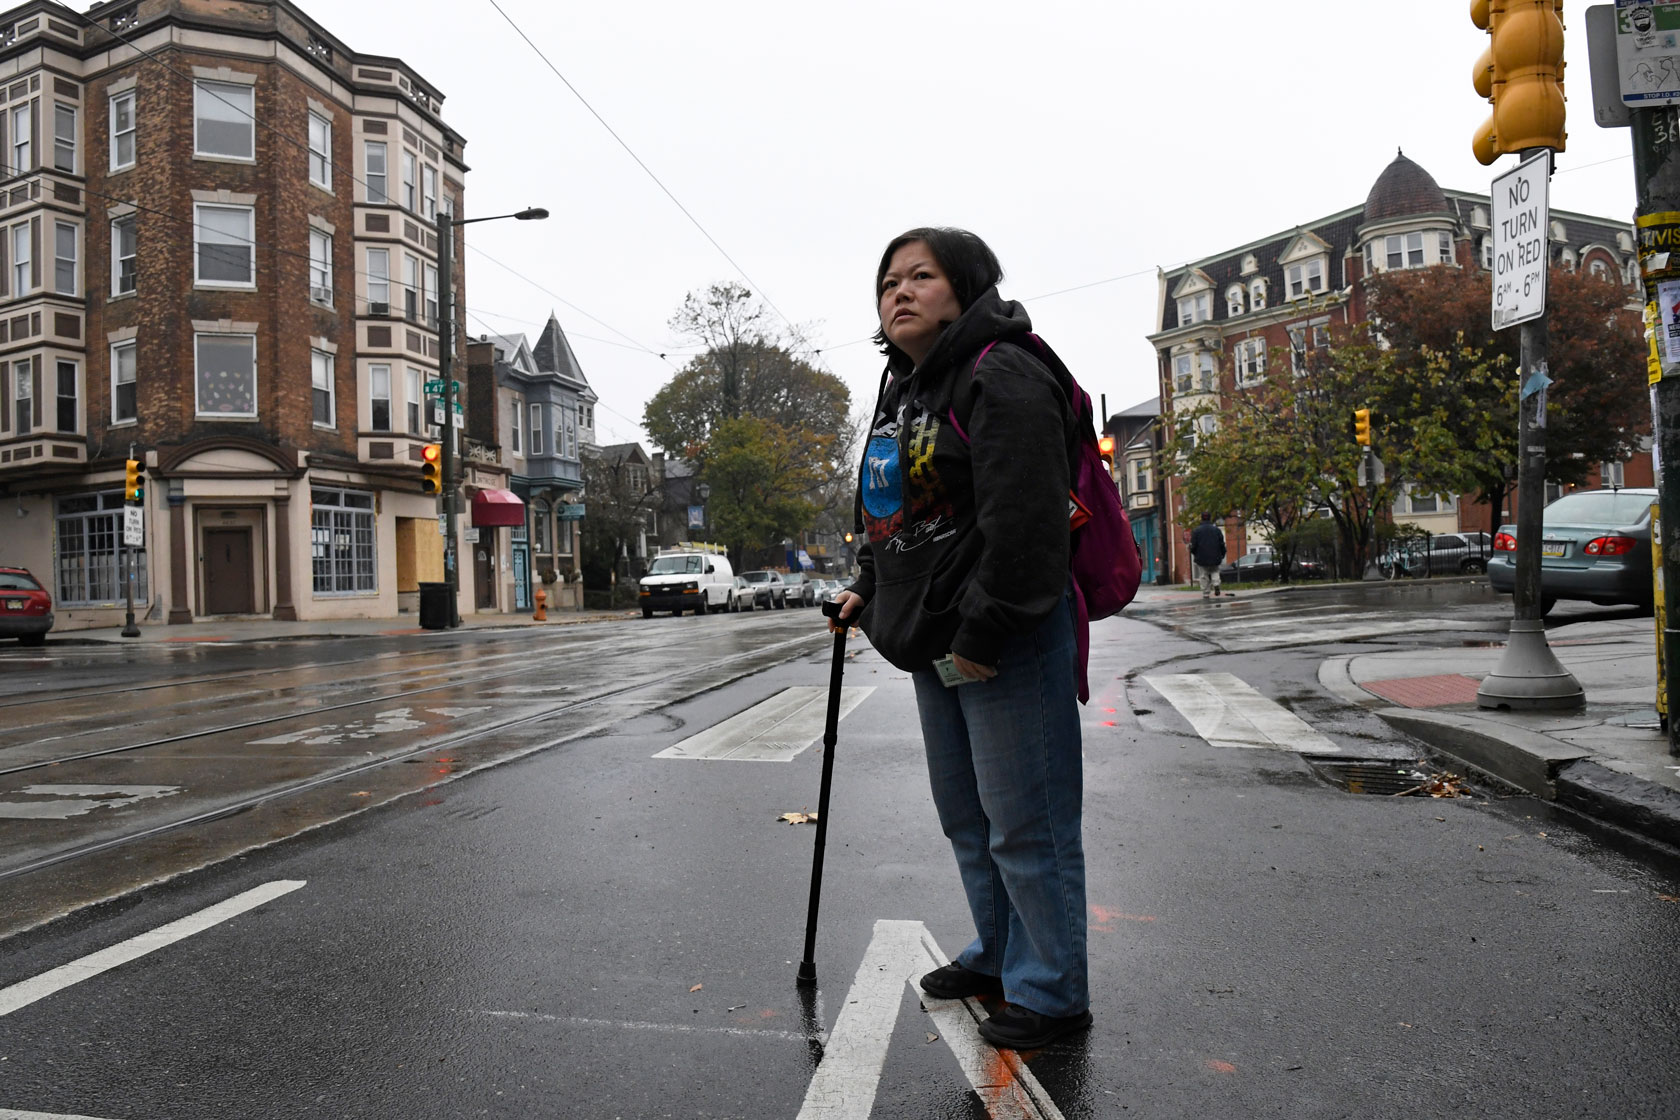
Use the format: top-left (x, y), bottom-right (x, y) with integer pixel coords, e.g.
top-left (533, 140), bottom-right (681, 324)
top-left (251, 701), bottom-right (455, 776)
top-left (310, 486), bottom-right (376, 594)
top-left (55, 491), bottom-right (147, 605)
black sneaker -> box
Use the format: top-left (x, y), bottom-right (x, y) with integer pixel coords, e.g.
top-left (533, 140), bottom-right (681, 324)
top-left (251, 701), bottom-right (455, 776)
top-left (918, 962), bottom-right (1004, 1001)
top-left (977, 1004), bottom-right (1093, 1050)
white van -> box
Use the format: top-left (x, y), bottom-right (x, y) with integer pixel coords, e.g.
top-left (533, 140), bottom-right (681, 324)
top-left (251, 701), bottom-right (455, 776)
top-left (638, 544), bottom-right (734, 617)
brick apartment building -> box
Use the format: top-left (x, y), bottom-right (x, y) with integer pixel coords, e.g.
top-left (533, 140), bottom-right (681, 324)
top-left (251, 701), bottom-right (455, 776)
top-left (0, 0), bottom-right (482, 628)
top-left (1149, 151), bottom-right (1648, 583)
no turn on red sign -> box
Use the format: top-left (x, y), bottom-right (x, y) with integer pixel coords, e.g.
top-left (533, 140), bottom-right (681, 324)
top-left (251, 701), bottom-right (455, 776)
top-left (1491, 151), bottom-right (1551, 331)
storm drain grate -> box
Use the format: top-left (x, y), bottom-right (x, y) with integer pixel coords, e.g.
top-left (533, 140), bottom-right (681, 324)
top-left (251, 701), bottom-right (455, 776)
top-left (1305, 758), bottom-right (1452, 796)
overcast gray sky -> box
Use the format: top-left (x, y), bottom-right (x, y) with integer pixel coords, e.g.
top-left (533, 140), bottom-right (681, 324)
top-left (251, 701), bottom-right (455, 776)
top-left (168, 1), bottom-right (1643, 445)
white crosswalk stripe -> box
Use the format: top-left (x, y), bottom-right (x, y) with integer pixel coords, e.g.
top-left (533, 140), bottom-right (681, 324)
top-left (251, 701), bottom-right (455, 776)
top-left (1144, 672), bottom-right (1341, 754)
top-left (1140, 600), bottom-right (1484, 651)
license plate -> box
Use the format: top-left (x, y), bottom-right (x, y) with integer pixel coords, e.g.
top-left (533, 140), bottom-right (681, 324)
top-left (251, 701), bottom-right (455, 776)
top-left (2, 600), bottom-right (20, 610)
top-left (1541, 540), bottom-right (1569, 558)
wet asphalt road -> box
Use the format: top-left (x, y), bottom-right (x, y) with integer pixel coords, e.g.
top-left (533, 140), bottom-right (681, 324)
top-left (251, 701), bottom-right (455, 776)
top-left (0, 587), bottom-right (1678, 1119)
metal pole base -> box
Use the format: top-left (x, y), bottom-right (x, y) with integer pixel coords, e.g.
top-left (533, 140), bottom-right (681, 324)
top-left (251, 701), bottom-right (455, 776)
top-left (1476, 619), bottom-right (1585, 710)
top-left (120, 622), bottom-right (140, 638)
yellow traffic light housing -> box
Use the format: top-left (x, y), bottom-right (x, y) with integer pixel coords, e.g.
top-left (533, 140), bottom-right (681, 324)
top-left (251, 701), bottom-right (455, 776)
top-left (124, 458), bottom-right (143, 503)
top-left (1471, 0), bottom-right (1566, 166)
top-left (1354, 408), bottom-right (1373, 447)
top-left (1097, 434), bottom-right (1116, 463)
top-left (421, 443), bottom-right (442, 494)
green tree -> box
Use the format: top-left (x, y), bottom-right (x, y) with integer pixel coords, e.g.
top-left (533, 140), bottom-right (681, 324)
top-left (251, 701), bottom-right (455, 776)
top-left (580, 448), bottom-right (659, 597)
top-left (703, 416), bottom-right (822, 559)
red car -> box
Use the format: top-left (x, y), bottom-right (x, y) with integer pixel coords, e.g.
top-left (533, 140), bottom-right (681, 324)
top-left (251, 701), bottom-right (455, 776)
top-left (0, 567), bottom-right (53, 646)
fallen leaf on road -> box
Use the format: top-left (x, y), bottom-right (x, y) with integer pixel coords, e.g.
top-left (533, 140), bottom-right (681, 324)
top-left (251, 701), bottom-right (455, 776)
top-left (1659, 895), bottom-right (1679, 903)
top-left (689, 983), bottom-right (703, 993)
top-left (778, 810), bottom-right (819, 825)
top-left (925, 1032), bottom-right (939, 1043)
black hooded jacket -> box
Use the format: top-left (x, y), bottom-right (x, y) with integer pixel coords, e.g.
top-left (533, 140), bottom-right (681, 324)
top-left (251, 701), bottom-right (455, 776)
top-left (848, 289), bottom-right (1077, 672)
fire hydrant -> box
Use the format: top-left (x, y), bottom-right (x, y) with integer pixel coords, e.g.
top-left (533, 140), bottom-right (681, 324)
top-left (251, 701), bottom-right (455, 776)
top-left (533, 587), bottom-right (548, 622)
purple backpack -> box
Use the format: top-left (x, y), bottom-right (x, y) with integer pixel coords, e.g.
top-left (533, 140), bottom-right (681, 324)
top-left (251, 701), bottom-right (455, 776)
top-left (951, 334), bottom-right (1142, 702)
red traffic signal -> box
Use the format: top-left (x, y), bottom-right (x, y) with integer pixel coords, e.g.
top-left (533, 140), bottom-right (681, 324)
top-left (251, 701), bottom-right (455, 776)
top-left (1097, 434), bottom-right (1115, 463)
top-left (421, 443), bottom-right (442, 494)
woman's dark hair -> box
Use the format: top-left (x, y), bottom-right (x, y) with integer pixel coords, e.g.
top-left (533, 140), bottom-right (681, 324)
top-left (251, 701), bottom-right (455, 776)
top-left (872, 227), bottom-right (1003, 357)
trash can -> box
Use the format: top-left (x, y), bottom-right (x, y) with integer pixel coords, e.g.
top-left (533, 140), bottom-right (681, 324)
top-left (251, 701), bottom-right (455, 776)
top-left (418, 582), bottom-right (451, 631)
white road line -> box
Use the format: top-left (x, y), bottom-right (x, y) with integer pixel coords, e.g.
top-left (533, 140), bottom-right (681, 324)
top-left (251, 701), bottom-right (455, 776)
top-left (464, 1009), bottom-right (809, 1042)
top-left (0, 880), bottom-right (305, 1019)
top-left (797, 919), bottom-right (1063, 1120)
top-left (654, 687), bottom-right (873, 761)
top-left (0, 1111), bottom-right (124, 1119)
top-left (1145, 672), bottom-right (1340, 754)
top-left (1223, 619), bottom-right (1484, 649)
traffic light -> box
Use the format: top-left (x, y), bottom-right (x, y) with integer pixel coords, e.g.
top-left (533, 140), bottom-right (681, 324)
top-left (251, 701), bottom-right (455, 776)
top-left (124, 458), bottom-right (143, 503)
top-left (421, 443), bottom-right (442, 494)
top-left (1097, 434), bottom-right (1116, 463)
top-left (1353, 408), bottom-right (1372, 447)
top-left (1471, 0), bottom-right (1566, 166)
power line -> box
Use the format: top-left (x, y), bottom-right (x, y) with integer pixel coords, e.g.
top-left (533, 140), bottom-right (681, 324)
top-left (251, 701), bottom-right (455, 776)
top-left (481, 0), bottom-right (803, 344)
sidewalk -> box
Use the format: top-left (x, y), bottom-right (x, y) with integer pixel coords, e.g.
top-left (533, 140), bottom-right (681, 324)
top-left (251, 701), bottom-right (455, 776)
top-left (51, 606), bottom-right (641, 645)
top-left (1319, 617), bottom-right (1680, 850)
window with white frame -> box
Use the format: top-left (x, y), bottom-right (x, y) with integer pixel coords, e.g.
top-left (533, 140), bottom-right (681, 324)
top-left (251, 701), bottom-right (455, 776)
top-left (1601, 460), bottom-right (1625, 488)
top-left (1235, 338), bottom-right (1267, 384)
top-left (1226, 285), bottom-right (1244, 317)
top-left (11, 222), bottom-right (28, 293)
top-left (1405, 488), bottom-right (1448, 514)
top-left (10, 103), bottom-right (29, 170)
top-left (1249, 278), bottom-right (1266, 310)
top-left (370, 364), bottom-right (391, 431)
top-left (12, 358), bottom-right (31, 432)
top-left (310, 486), bottom-right (376, 595)
top-left (111, 340), bottom-right (136, 423)
top-left (1589, 258), bottom-right (1610, 281)
top-left (111, 215), bottom-right (136, 296)
top-left (53, 104), bottom-right (74, 173)
top-left (1173, 354), bottom-right (1193, 395)
top-left (564, 405), bottom-right (577, 458)
top-left (401, 150), bottom-right (416, 211)
top-left (529, 403), bottom-right (543, 454)
top-left (403, 254), bottom-right (419, 320)
top-left (424, 262), bottom-right (438, 327)
top-left (1437, 231), bottom-right (1452, 263)
top-left (53, 220), bottom-right (75, 295)
top-left (1197, 352), bottom-right (1216, 393)
top-left (56, 491), bottom-right (147, 605)
top-left (1385, 232), bottom-right (1425, 270)
top-left (364, 141), bottom-right (386, 204)
top-left (194, 204), bottom-right (253, 286)
top-left (421, 164), bottom-right (437, 220)
top-left (195, 333), bottom-right (257, 417)
top-left (308, 229), bottom-right (332, 303)
top-left (1288, 325), bottom-right (1307, 373)
top-left (311, 349), bottom-right (333, 426)
top-left (307, 111), bottom-right (331, 188)
top-left (405, 367), bottom-right (422, 433)
top-left (194, 80), bottom-right (253, 159)
top-left (553, 407), bottom-right (564, 458)
top-left (109, 91), bottom-right (135, 170)
top-left (366, 247), bottom-right (388, 311)
top-left (1287, 259), bottom-right (1324, 298)
top-left (1481, 236), bottom-right (1494, 270)
top-left (1560, 247), bottom-right (1577, 272)
top-left (56, 359), bottom-right (76, 432)
top-left (510, 395), bottom-right (521, 453)
top-left (1176, 290), bottom-right (1211, 325)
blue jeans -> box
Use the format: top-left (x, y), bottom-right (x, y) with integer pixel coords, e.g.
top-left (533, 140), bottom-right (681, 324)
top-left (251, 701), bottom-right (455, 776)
top-left (911, 593), bottom-right (1088, 1017)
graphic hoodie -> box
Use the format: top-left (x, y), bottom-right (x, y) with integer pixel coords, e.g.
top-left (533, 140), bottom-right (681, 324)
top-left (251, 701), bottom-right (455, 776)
top-left (848, 289), bottom-right (1077, 673)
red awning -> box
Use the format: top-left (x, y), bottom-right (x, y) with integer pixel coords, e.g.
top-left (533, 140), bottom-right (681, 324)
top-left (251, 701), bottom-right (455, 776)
top-left (470, 488), bottom-right (525, 528)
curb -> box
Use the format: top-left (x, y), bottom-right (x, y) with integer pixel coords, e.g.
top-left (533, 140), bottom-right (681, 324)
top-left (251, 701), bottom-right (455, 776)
top-left (1553, 760), bottom-right (1680, 849)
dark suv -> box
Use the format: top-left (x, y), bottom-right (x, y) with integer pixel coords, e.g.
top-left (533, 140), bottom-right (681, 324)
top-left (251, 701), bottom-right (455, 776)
top-left (739, 570), bottom-right (787, 609)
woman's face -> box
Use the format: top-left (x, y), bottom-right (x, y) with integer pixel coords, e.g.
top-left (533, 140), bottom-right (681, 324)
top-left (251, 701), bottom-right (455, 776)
top-left (879, 241), bottom-right (963, 366)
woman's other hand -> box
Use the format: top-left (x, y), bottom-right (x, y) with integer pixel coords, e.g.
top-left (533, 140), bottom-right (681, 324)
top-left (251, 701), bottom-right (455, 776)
top-left (828, 590), bottom-right (865, 633)
top-left (951, 653), bottom-right (997, 682)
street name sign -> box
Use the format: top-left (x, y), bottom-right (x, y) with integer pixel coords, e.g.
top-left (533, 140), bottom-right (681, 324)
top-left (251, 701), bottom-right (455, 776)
top-left (1491, 152), bottom-right (1550, 330)
top-left (423, 379), bottom-right (460, 395)
top-left (122, 504), bottom-right (144, 547)
top-left (1614, 0), bottom-right (1680, 107)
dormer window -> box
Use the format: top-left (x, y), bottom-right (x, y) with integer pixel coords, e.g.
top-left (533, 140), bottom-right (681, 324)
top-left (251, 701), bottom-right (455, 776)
top-left (1176, 291), bottom-right (1211, 325)
top-left (1287, 259), bottom-right (1324, 299)
top-left (1240, 253), bottom-right (1259, 275)
top-left (1226, 284), bottom-right (1245, 317)
top-left (1249, 278), bottom-right (1267, 310)
top-left (1560, 247), bottom-right (1577, 272)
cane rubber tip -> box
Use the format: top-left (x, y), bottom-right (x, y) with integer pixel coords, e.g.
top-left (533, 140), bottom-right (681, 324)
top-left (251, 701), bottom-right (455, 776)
top-left (796, 963), bottom-right (817, 986)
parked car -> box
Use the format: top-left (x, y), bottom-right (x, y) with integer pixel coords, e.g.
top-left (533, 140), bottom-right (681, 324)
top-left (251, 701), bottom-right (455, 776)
top-left (638, 547), bottom-right (734, 617)
top-left (1217, 553), bottom-right (1326, 583)
top-left (781, 572), bottom-right (819, 607)
top-left (815, 578), bottom-right (843, 602)
top-left (1385, 531), bottom-right (1494, 577)
top-left (1487, 488), bottom-right (1656, 615)
top-left (726, 576), bottom-right (758, 612)
top-left (739, 570), bottom-right (788, 609)
top-left (0, 566), bottom-right (53, 646)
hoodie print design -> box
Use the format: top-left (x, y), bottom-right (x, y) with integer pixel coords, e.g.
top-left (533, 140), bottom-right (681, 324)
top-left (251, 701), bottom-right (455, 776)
top-left (861, 402), bottom-right (956, 554)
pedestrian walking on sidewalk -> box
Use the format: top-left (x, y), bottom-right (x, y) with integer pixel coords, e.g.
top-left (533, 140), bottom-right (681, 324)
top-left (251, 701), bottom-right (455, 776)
top-left (1190, 513), bottom-right (1226, 599)
top-left (828, 226), bottom-right (1091, 1052)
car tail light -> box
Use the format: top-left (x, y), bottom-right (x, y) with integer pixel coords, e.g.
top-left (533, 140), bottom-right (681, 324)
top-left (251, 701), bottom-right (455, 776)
top-left (1493, 532), bottom-right (1517, 552)
top-left (1584, 535), bottom-right (1637, 556)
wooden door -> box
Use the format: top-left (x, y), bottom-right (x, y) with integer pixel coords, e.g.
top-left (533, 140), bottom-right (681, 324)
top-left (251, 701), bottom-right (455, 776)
top-left (204, 528), bottom-right (254, 615)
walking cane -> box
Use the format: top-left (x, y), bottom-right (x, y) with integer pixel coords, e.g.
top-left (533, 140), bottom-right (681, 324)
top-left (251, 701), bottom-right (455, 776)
top-left (797, 600), bottom-right (849, 987)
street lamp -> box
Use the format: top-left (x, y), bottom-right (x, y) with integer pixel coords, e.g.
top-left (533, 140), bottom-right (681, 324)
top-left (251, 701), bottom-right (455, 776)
top-left (436, 205), bottom-right (547, 627)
